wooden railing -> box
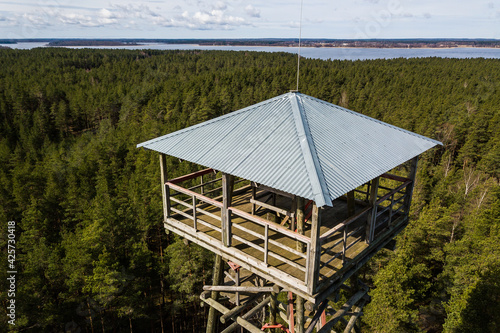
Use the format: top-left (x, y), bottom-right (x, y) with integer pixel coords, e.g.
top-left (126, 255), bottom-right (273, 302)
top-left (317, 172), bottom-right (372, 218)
top-left (318, 174), bottom-right (412, 271)
top-left (165, 169), bottom-right (311, 286)
top-left (228, 207), bottom-right (311, 283)
top-left (165, 168), bottom-right (411, 287)
top-left (167, 181), bottom-right (224, 236)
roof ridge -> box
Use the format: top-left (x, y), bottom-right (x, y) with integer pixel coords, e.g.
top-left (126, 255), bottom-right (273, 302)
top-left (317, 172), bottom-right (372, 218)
top-left (289, 92), bottom-right (332, 207)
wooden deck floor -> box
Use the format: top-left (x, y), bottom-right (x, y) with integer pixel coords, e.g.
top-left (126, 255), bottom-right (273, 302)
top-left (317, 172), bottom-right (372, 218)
top-left (168, 188), bottom-right (369, 288)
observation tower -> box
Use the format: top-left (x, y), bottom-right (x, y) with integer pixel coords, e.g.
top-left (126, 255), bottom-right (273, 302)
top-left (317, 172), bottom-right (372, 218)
top-left (137, 92), bottom-right (441, 333)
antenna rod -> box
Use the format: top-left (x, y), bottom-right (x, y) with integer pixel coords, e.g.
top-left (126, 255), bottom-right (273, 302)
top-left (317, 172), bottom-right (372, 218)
top-left (296, 0), bottom-right (304, 92)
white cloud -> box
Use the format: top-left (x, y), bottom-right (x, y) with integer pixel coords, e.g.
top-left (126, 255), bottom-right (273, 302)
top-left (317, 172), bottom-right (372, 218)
top-left (111, 4), bottom-right (161, 19)
top-left (57, 13), bottom-right (100, 27)
top-left (97, 8), bottom-right (118, 24)
top-left (245, 5), bottom-right (260, 18)
top-left (22, 12), bottom-right (54, 27)
top-left (215, 1), bottom-right (227, 10)
top-left (98, 8), bottom-right (114, 19)
top-left (1, 0), bottom-right (496, 39)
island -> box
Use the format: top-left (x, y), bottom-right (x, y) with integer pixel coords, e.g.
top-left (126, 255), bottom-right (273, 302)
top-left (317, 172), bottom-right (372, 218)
top-left (47, 40), bottom-right (139, 47)
top-left (3, 38), bottom-right (500, 48)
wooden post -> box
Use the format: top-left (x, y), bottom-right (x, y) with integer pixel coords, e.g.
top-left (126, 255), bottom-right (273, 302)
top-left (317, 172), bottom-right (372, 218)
top-left (159, 154), bottom-right (170, 220)
top-left (264, 224), bottom-right (269, 265)
top-left (206, 254), bottom-right (224, 333)
top-left (251, 184), bottom-right (256, 215)
top-left (201, 174), bottom-right (205, 195)
top-left (365, 177), bottom-right (379, 244)
top-left (235, 268), bottom-right (240, 306)
top-left (347, 190), bottom-right (355, 217)
top-left (270, 291), bottom-right (277, 327)
top-left (307, 203), bottom-right (322, 294)
top-left (317, 310), bottom-right (326, 331)
top-left (296, 295), bottom-right (304, 333)
top-left (365, 181), bottom-right (371, 202)
top-left (296, 196), bottom-right (305, 252)
top-left (288, 292), bottom-right (295, 333)
top-left (388, 193), bottom-right (394, 227)
top-left (295, 196), bottom-right (305, 333)
top-left (192, 196), bottom-right (197, 231)
top-left (272, 193), bottom-right (277, 223)
top-left (221, 173), bottom-right (235, 247)
top-left (404, 156), bottom-right (418, 216)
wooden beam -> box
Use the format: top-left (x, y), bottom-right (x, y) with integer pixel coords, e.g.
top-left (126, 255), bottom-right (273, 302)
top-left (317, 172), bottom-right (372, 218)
top-left (347, 190), bottom-right (355, 217)
top-left (343, 299), bottom-right (367, 333)
top-left (163, 218), bottom-right (311, 298)
top-left (249, 198), bottom-right (292, 217)
top-left (202, 285), bottom-right (278, 293)
top-left (229, 206), bottom-right (310, 243)
top-left (296, 197), bottom-right (305, 252)
top-left (251, 184), bottom-right (256, 215)
top-left (219, 296), bottom-right (272, 333)
top-left (252, 182), bottom-right (294, 199)
top-left (307, 203), bottom-right (322, 294)
top-left (381, 172), bottom-right (410, 183)
top-left (270, 291), bottom-right (278, 327)
top-left (201, 296), bottom-right (263, 333)
top-left (375, 180), bottom-right (412, 205)
top-left (220, 292), bottom-right (264, 324)
top-left (296, 295), bottom-right (305, 333)
top-left (295, 197), bottom-right (306, 333)
top-left (320, 206), bottom-right (370, 242)
top-left (206, 254), bottom-right (224, 333)
top-left (288, 291), bottom-right (295, 333)
top-left (169, 168), bottom-right (215, 184)
top-left (317, 289), bottom-right (368, 333)
top-left (304, 298), bottom-right (330, 333)
top-left (159, 154), bottom-right (170, 220)
top-left (365, 177), bottom-right (379, 244)
top-left (221, 173), bottom-right (235, 247)
top-left (167, 182), bottom-right (223, 208)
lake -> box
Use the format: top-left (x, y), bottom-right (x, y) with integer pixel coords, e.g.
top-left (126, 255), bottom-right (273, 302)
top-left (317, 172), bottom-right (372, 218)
top-left (2, 42), bottom-right (500, 61)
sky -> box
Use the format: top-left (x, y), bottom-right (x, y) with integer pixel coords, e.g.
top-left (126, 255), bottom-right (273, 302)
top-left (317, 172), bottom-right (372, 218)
top-left (0, 0), bottom-right (499, 40)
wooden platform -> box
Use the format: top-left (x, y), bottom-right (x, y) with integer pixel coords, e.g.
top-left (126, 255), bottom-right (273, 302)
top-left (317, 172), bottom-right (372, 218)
top-left (162, 167), bottom-right (412, 304)
top-left (174, 189), bottom-right (367, 277)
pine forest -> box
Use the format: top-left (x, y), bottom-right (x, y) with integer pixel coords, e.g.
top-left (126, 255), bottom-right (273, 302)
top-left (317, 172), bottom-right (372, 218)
top-left (0, 48), bottom-right (499, 332)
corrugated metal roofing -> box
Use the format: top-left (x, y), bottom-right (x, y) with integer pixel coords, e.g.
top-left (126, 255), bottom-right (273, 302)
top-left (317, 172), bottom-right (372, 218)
top-left (137, 92), bottom-right (441, 207)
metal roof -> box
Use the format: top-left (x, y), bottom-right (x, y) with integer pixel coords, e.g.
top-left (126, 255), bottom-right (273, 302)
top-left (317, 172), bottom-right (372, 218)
top-left (137, 92), bottom-right (441, 207)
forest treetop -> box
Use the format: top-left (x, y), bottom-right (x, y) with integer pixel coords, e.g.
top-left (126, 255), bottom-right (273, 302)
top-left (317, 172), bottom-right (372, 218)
top-left (0, 48), bottom-right (498, 332)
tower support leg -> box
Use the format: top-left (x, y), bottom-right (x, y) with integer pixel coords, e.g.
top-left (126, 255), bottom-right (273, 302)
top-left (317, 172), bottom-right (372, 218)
top-left (270, 291), bottom-right (278, 328)
top-left (296, 296), bottom-right (305, 333)
top-left (206, 254), bottom-right (224, 333)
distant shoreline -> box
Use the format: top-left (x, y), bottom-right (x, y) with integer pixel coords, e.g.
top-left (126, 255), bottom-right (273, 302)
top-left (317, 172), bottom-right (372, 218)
top-left (47, 40), bottom-right (139, 47)
top-left (1, 38), bottom-right (499, 49)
